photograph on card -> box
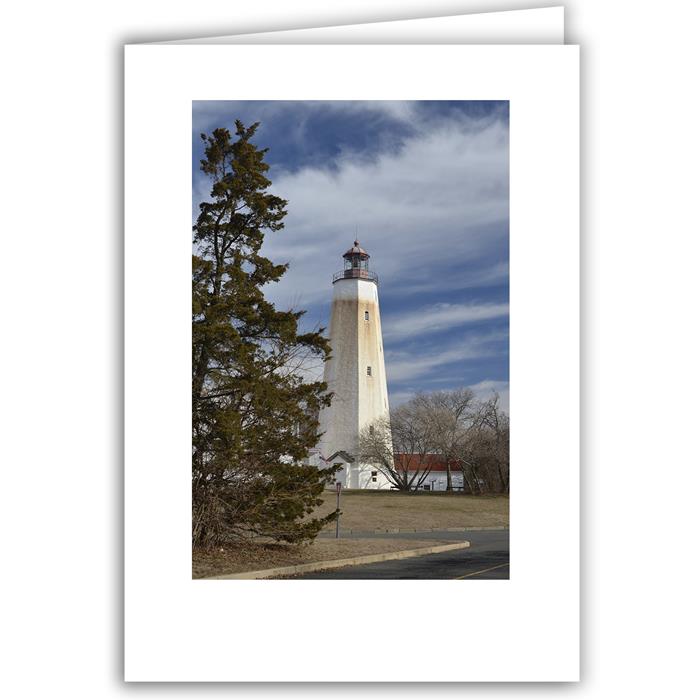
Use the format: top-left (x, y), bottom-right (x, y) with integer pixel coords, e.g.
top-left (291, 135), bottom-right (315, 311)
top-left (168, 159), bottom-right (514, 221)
top-left (191, 101), bottom-right (509, 580)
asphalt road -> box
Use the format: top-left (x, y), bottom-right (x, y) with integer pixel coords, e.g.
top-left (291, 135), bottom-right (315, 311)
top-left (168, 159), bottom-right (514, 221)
top-left (292, 529), bottom-right (509, 580)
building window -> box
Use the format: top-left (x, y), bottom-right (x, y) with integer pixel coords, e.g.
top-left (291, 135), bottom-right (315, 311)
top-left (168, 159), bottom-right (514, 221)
top-left (366, 366), bottom-right (372, 376)
top-left (371, 477), bottom-right (377, 483)
top-left (371, 471), bottom-right (378, 477)
top-left (369, 425), bottom-right (374, 436)
top-left (364, 310), bottom-right (369, 321)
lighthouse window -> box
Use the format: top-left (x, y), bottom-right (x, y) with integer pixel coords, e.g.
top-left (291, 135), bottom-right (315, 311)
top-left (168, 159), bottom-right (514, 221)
top-left (364, 311), bottom-right (369, 321)
top-left (366, 366), bottom-right (372, 376)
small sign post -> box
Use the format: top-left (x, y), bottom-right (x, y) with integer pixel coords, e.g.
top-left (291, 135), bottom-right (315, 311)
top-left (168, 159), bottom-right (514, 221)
top-left (335, 482), bottom-right (342, 539)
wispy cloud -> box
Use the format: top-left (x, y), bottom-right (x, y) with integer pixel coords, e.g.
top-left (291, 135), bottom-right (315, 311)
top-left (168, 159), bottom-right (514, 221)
top-left (383, 260), bottom-right (509, 299)
top-left (193, 101), bottom-right (509, 406)
top-left (388, 390), bottom-right (418, 407)
top-left (192, 100), bottom-right (414, 132)
top-left (389, 379), bottom-right (509, 413)
top-left (194, 106), bottom-right (509, 312)
top-left (468, 380), bottom-right (510, 413)
top-left (270, 120), bottom-right (506, 287)
top-left (192, 100), bottom-right (443, 141)
top-left (385, 330), bottom-right (507, 383)
top-left (382, 302), bottom-right (509, 341)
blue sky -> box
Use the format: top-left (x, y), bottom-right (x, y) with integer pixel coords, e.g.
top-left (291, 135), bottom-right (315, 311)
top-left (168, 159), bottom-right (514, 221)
top-left (192, 101), bottom-right (509, 411)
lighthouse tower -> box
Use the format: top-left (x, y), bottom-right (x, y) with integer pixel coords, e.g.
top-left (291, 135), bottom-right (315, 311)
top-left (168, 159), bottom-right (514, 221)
top-left (316, 241), bottom-right (392, 489)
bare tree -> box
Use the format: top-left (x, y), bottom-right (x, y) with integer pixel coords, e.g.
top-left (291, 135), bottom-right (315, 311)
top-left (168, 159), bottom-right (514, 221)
top-left (412, 388), bottom-right (476, 491)
top-left (360, 388), bottom-right (510, 496)
top-left (476, 395), bottom-right (509, 492)
top-left (359, 402), bottom-right (436, 491)
top-left (451, 393), bottom-right (509, 494)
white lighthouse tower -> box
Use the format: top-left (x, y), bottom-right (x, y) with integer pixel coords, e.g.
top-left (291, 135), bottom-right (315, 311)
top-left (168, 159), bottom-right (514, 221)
top-left (316, 241), bottom-right (392, 489)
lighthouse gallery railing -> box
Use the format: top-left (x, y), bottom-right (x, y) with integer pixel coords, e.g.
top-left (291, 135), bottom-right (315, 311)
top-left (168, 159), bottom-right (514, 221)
top-left (332, 269), bottom-right (379, 285)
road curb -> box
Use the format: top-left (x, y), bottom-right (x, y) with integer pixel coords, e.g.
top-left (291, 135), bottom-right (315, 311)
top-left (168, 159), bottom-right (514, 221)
top-left (205, 541), bottom-right (471, 580)
top-left (324, 526), bottom-right (508, 535)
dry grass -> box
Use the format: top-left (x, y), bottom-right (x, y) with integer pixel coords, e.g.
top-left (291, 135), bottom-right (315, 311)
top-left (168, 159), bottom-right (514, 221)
top-left (316, 491), bottom-right (509, 531)
top-left (193, 537), bottom-right (443, 579)
top-left (193, 492), bottom-right (507, 578)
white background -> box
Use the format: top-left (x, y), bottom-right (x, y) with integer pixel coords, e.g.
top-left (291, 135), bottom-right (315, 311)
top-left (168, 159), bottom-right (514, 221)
top-left (2, 0), bottom-right (699, 697)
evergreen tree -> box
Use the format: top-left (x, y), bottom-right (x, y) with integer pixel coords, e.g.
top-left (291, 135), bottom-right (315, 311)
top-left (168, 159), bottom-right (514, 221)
top-left (192, 121), bottom-right (337, 548)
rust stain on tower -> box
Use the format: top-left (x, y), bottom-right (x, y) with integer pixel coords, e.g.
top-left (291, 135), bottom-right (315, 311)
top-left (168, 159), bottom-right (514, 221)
top-left (315, 241), bottom-right (392, 489)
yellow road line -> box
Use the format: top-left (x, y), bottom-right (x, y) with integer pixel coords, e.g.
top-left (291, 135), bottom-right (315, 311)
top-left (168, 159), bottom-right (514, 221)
top-left (453, 562), bottom-right (510, 579)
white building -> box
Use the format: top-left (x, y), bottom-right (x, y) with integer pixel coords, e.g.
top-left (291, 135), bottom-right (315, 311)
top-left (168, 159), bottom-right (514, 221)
top-left (393, 454), bottom-right (466, 492)
top-left (314, 241), bottom-right (392, 489)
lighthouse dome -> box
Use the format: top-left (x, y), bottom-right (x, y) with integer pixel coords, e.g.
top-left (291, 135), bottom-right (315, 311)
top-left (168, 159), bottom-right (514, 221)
top-left (343, 240), bottom-right (370, 259)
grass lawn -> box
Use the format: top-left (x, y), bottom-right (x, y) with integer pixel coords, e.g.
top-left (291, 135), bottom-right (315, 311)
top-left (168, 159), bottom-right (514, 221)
top-left (316, 490), bottom-right (509, 531)
top-left (193, 492), bottom-right (507, 578)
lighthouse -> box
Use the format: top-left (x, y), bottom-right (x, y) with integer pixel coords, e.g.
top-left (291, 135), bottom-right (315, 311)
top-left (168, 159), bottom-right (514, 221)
top-left (316, 241), bottom-right (392, 489)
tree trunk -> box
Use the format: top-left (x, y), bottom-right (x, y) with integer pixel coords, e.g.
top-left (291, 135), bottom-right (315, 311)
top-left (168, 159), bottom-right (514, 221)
top-left (445, 456), bottom-right (453, 492)
top-left (462, 468), bottom-right (476, 495)
top-left (470, 466), bottom-right (483, 495)
top-left (192, 346), bottom-right (209, 400)
top-left (497, 464), bottom-right (508, 493)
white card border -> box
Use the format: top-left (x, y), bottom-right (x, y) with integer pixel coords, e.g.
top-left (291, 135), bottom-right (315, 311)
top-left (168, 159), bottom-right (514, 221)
top-left (125, 44), bottom-right (579, 682)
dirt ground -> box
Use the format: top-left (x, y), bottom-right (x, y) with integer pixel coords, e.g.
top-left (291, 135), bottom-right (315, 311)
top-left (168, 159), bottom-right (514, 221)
top-left (316, 491), bottom-right (509, 531)
top-left (193, 537), bottom-right (443, 579)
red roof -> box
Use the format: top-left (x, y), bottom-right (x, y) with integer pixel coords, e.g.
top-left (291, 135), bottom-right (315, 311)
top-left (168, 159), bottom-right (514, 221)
top-left (393, 454), bottom-right (459, 472)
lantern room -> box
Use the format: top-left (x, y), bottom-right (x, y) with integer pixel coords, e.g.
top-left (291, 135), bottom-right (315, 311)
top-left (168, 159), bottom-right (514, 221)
top-left (333, 240), bottom-right (379, 284)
